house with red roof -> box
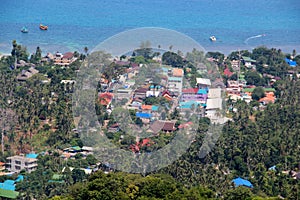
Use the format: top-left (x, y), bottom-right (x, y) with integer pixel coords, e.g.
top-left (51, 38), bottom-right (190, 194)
top-left (224, 67), bottom-right (233, 77)
top-left (130, 138), bottom-right (154, 153)
top-left (161, 90), bottom-right (173, 101)
top-left (98, 93), bottom-right (114, 107)
top-left (259, 91), bottom-right (276, 104)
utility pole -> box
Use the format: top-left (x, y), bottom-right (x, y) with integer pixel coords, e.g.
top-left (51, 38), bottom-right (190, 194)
top-left (1, 103), bottom-right (6, 154)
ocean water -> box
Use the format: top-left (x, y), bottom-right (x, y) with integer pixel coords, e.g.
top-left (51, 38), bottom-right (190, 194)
top-left (0, 0), bottom-right (300, 55)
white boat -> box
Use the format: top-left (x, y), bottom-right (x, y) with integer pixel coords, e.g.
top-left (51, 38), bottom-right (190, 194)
top-left (210, 36), bottom-right (216, 42)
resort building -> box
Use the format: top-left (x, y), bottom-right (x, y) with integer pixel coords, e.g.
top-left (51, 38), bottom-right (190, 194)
top-left (54, 52), bottom-right (77, 66)
top-left (6, 155), bottom-right (38, 173)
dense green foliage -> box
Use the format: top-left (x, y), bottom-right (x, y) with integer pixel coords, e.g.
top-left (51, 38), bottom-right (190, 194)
top-left (0, 43), bottom-right (299, 199)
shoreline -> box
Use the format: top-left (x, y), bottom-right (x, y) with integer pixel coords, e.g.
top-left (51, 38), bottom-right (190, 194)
top-left (1, 43), bottom-right (299, 57)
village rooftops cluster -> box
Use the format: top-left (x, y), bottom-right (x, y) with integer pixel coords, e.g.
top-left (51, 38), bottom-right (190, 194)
top-left (96, 56), bottom-right (228, 155)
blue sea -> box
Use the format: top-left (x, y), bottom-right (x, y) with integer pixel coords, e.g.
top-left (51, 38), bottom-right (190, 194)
top-left (0, 0), bottom-right (300, 55)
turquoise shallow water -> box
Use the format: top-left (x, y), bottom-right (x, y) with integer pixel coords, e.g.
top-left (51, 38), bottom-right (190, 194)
top-left (0, 0), bottom-right (300, 55)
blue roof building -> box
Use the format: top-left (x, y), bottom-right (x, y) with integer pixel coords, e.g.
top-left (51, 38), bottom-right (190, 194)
top-left (152, 105), bottom-right (159, 111)
top-left (285, 58), bottom-right (297, 67)
top-left (26, 153), bottom-right (38, 159)
top-left (197, 88), bottom-right (208, 95)
top-left (179, 101), bottom-right (202, 109)
top-left (232, 177), bottom-right (253, 188)
top-left (136, 112), bottom-right (152, 119)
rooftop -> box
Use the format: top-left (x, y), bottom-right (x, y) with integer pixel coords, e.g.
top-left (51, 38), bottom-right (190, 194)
top-left (196, 78), bottom-right (211, 86)
top-left (168, 77), bottom-right (182, 82)
top-left (232, 177), bottom-right (253, 188)
top-left (173, 68), bottom-right (184, 77)
top-left (136, 112), bottom-right (152, 119)
top-left (0, 188), bottom-right (19, 199)
top-left (150, 120), bottom-right (176, 134)
top-left (242, 56), bottom-right (256, 63)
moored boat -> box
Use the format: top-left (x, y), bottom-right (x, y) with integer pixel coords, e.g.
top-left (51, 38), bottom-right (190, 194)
top-left (210, 36), bottom-right (216, 42)
top-left (21, 27), bottom-right (28, 33)
top-left (40, 24), bottom-right (48, 30)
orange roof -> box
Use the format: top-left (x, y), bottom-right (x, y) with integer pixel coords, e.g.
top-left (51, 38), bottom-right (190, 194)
top-left (0, 162), bottom-right (5, 166)
top-left (141, 105), bottom-right (152, 110)
top-left (259, 96), bottom-right (275, 103)
top-left (173, 68), bottom-right (183, 77)
top-left (62, 152), bottom-right (71, 159)
top-left (98, 93), bottom-right (114, 106)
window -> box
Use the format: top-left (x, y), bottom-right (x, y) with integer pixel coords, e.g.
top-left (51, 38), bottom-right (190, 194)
top-left (15, 166), bottom-right (21, 170)
top-left (15, 160), bottom-right (21, 165)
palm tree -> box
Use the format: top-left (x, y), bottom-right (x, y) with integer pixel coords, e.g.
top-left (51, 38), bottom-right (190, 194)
top-left (84, 46), bottom-right (89, 56)
top-left (292, 49), bottom-right (296, 58)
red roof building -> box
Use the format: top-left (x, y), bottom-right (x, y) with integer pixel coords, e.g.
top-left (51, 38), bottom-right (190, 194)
top-left (224, 67), bottom-right (233, 77)
top-left (182, 88), bottom-right (198, 94)
top-left (98, 93), bottom-right (114, 106)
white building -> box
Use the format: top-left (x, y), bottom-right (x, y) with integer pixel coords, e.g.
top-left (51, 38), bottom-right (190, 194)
top-left (167, 77), bottom-right (183, 96)
top-left (208, 88), bottom-right (222, 99)
top-left (6, 155), bottom-right (38, 173)
top-left (196, 78), bottom-right (211, 88)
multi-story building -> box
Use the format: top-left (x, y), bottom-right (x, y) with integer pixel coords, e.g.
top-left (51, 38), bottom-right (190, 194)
top-left (181, 88), bottom-right (208, 103)
top-left (6, 155), bottom-right (38, 173)
top-left (167, 77), bottom-right (183, 96)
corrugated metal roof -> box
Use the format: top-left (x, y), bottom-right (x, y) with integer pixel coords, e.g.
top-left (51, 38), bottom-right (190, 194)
top-left (196, 78), bottom-right (211, 86)
top-left (136, 112), bottom-right (152, 118)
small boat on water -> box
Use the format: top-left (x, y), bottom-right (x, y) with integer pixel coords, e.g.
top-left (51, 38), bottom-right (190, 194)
top-left (210, 36), bottom-right (216, 42)
top-left (21, 27), bottom-right (28, 33)
top-left (40, 24), bottom-right (48, 30)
